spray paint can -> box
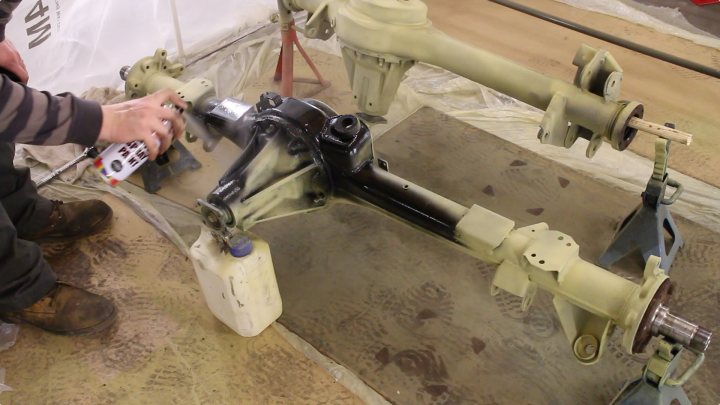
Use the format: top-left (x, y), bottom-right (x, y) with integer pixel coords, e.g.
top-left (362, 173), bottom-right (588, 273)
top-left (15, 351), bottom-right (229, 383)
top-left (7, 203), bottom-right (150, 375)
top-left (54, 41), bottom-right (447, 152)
top-left (93, 105), bottom-right (177, 186)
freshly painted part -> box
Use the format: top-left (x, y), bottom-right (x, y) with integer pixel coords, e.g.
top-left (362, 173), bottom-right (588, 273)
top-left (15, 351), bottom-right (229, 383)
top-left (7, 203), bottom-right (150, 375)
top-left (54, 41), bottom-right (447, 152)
top-left (122, 48), bottom-right (214, 107)
top-left (340, 164), bottom-right (670, 365)
top-left (280, 0), bottom-right (645, 155)
top-left (193, 96), bottom-right (709, 365)
top-left (120, 48), bottom-right (710, 365)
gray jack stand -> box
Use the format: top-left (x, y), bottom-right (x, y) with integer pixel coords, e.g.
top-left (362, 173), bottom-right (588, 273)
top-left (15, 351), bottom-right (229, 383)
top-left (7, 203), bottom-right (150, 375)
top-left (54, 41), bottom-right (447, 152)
top-left (611, 338), bottom-right (704, 405)
top-left (140, 141), bottom-right (201, 193)
top-left (599, 135), bottom-right (684, 273)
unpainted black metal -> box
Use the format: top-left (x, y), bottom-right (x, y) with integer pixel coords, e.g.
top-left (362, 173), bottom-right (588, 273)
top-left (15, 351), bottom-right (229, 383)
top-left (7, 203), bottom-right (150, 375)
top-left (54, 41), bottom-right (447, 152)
top-left (139, 141), bottom-right (202, 194)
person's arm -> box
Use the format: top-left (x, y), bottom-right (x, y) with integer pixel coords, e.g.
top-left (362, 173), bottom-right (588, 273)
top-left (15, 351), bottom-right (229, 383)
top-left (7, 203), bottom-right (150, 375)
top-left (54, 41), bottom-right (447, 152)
top-left (0, 0), bottom-right (22, 42)
top-left (0, 74), bottom-right (187, 159)
top-left (0, 0), bottom-right (186, 158)
top-left (0, 1), bottom-right (91, 147)
top-left (0, 74), bottom-right (104, 146)
top-left (0, 0), bottom-right (29, 84)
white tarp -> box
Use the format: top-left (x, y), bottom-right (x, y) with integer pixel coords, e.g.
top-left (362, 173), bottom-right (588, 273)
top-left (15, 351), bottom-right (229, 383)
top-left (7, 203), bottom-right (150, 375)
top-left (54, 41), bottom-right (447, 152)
top-left (5, 0), bottom-right (276, 95)
top-left (553, 0), bottom-right (720, 49)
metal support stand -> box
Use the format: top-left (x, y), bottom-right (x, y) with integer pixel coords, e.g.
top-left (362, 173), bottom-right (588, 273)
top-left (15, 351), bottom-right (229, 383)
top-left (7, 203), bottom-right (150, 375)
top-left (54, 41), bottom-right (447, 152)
top-left (273, 20), bottom-right (330, 97)
top-left (611, 338), bottom-right (704, 405)
top-left (599, 133), bottom-right (684, 273)
top-left (139, 141), bottom-right (201, 194)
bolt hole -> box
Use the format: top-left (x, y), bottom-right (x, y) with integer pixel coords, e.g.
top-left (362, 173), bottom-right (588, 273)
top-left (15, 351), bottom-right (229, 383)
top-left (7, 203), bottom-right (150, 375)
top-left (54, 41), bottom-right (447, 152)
top-left (531, 253), bottom-right (536, 257)
top-left (566, 243), bottom-right (572, 247)
top-left (145, 65), bottom-right (150, 69)
top-left (539, 260), bottom-right (545, 264)
top-left (531, 229), bottom-right (536, 232)
top-left (341, 117), bottom-right (355, 129)
top-left (402, 184), bottom-right (409, 190)
top-left (369, 102), bottom-right (373, 106)
top-left (558, 236), bottom-right (564, 241)
top-left (134, 84), bottom-right (139, 88)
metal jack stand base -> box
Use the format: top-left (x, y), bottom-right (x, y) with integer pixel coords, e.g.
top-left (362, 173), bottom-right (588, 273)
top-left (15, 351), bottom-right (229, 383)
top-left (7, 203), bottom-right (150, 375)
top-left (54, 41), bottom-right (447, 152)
top-left (273, 19), bottom-right (330, 97)
top-left (599, 135), bottom-right (684, 273)
top-left (611, 338), bottom-right (704, 405)
top-left (140, 141), bottom-right (201, 194)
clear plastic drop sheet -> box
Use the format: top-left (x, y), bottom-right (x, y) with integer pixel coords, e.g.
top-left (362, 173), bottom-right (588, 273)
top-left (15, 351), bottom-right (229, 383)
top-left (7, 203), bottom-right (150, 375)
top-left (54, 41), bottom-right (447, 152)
top-left (553, 0), bottom-right (720, 48)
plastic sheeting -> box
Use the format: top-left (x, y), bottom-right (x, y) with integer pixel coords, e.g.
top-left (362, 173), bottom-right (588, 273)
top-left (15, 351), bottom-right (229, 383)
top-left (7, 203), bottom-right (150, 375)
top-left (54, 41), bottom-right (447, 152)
top-left (0, 368), bottom-right (11, 394)
top-left (4, 0), bottom-right (276, 94)
top-left (4, 0), bottom-right (719, 95)
top-left (553, 0), bottom-right (720, 48)
top-left (0, 323), bottom-right (19, 352)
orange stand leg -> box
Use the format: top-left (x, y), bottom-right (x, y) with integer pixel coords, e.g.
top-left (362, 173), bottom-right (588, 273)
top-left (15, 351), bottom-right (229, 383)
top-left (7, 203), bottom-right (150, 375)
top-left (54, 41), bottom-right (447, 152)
top-left (273, 20), bottom-right (330, 97)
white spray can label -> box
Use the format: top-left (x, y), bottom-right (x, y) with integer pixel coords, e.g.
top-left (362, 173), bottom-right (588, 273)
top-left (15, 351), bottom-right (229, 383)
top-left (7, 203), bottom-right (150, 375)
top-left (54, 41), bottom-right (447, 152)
top-left (93, 105), bottom-right (175, 186)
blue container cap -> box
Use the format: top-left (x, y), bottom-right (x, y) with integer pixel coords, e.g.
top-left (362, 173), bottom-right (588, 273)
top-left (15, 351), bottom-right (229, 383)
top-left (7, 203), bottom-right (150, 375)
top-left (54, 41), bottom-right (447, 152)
top-left (229, 237), bottom-right (253, 258)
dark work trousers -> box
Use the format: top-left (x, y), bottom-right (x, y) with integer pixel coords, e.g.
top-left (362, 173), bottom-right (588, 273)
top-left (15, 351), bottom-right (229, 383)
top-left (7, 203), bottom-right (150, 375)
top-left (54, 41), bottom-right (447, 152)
top-left (0, 143), bottom-right (56, 312)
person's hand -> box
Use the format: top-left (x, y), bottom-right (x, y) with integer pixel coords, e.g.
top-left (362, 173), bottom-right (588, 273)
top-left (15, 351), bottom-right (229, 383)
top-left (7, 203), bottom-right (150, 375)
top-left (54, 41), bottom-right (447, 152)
top-left (0, 39), bottom-right (29, 84)
top-left (99, 89), bottom-right (188, 160)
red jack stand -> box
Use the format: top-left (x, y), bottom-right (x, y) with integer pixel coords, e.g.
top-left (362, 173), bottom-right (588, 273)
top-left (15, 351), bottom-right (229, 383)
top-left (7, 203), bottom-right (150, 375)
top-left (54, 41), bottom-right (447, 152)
top-left (273, 20), bottom-right (330, 97)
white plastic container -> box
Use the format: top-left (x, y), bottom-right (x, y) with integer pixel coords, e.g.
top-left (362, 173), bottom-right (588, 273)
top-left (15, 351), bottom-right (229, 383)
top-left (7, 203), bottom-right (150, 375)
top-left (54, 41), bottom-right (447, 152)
top-left (189, 227), bottom-right (282, 337)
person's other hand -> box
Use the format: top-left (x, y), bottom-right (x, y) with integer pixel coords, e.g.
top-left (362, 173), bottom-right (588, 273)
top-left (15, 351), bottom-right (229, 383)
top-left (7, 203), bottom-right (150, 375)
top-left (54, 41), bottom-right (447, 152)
top-left (99, 89), bottom-right (188, 160)
top-left (0, 40), bottom-right (29, 84)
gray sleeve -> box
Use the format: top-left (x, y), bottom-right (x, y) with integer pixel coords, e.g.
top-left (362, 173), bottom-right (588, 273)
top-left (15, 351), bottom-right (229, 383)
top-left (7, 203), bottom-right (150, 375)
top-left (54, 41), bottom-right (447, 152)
top-left (0, 74), bottom-right (103, 146)
top-left (0, 0), bottom-right (22, 42)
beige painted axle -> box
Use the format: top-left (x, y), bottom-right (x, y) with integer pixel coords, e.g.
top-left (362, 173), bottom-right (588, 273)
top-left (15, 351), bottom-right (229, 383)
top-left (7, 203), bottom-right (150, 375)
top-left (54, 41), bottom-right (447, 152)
top-left (121, 50), bottom-right (710, 367)
top-left (280, 0), bottom-right (695, 154)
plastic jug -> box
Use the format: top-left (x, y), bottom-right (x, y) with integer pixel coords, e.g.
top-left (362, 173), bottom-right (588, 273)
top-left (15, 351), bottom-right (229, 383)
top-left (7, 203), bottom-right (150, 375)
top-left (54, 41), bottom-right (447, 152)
top-left (189, 227), bottom-right (282, 337)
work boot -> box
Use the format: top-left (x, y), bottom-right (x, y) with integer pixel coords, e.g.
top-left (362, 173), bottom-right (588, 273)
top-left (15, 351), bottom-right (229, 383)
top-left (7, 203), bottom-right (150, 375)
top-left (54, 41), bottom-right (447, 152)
top-left (0, 282), bottom-right (117, 335)
top-left (23, 200), bottom-right (113, 242)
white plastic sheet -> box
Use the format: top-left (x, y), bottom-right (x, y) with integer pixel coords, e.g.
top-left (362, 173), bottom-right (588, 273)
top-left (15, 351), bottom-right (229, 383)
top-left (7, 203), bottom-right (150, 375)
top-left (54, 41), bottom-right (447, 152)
top-left (4, 0), bottom-right (276, 94)
top-left (553, 0), bottom-right (720, 49)
top-left (0, 322), bottom-right (19, 352)
top-left (0, 368), bottom-right (12, 394)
